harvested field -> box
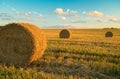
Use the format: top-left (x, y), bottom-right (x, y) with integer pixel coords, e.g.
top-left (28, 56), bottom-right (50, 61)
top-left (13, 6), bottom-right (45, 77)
top-left (0, 29), bottom-right (120, 79)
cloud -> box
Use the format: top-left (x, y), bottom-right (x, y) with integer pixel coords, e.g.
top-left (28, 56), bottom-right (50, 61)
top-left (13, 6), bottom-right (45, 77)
top-left (24, 13), bottom-right (29, 16)
top-left (82, 11), bottom-right (87, 15)
top-left (54, 8), bottom-right (79, 20)
top-left (0, 5), bottom-right (44, 22)
top-left (33, 11), bottom-right (38, 14)
top-left (16, 17), bottom-right (41, 22)
top-left (70, 10), bottom-right (78, 15)
top-left (66, 9), bottom-right (70, 14)
top-left (16, 11), bottom-right (20, 14)
top-left (106, 15), bottom-right (120, 23)
top-left (1, 18), bottom-right (12, 21)
top-left (54, 8), bottom-right (68, 16)
top-left (38, 14), bottom-right (44, 18)
top-left (71, 20), bottom-right (87, 23)
top-left (107, 15), bottom-right (117, 22)
top-left (0, 12), bottom-right (40, 22)
top-left (44, 24), bottom-right (85, 28)
top-left (54, 8), bottom-right (68, 20)
top-left (0, 12), bottom-right (14, 21)
top-left (33, 11), bottom-right (45, 18)
top-left (59, 16), bottom-right (66, 20)
top-left (11, 7), bottom-right (21, 15)
top-left (69, 10), bottom-right (79, 18)
top-left (0, 13), bottom-right (12, 17)
top-left (24, 12), bottom-right (32, 17)
top-left (84, 11), bottom-right (103, 17)
top-left (96, 19), bottom-right (108, 23)
top-left (25, 17), bottom-right (40, 22)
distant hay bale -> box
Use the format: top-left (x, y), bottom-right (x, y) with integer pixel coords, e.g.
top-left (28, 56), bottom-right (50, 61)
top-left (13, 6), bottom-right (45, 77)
top-left (105, 31), bottom-right (113, 37)
top-left (59, 29), bottom-right (71, 38)
top-left (0, 23), bottom-right (46, 66)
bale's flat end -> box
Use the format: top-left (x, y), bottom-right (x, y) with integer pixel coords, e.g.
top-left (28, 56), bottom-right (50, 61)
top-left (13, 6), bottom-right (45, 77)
top-left (105, 31), bottom-right (113, 37)
top-left (59, 29), bottom-right (71, 39)
top-left (0, 23), bottom-right (46, 66)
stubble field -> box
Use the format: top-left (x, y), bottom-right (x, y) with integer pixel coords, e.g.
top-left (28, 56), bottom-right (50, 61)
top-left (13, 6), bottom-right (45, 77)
top-left (0, 29), bottom-right (120, 79)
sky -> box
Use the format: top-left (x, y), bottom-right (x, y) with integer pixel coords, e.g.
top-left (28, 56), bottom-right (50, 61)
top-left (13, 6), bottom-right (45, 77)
top-left (0, 0), bottom-right (120, 28)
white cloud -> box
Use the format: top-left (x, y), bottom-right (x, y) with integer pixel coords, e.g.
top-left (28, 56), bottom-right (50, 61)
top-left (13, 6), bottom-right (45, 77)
top-left (24, 13), bottom-right (29, 16)
top-left (16, 17), bottom-right (40, 22)
top-left (33, 11), bottom-right (44, 18)
top-left (26, 17), bottom-right (40, 22)
top-left (70, 10), bottom-right (78, 15)
top-left (16, 11), bottom-right (20, 14)
top-left (54, 8), bottom-right (68, 16)
top-left (107, 15), bottom-right (117, 22)
top-left (0, 12), bottom-right (13, 18)
top-left (11, 7), bottom-right (21, 15)
top-left (84, 11), bottom-right (103, 17)
top-left (38, 14), bottom-right (44, 18)
top-left (28, 12), bottom-right (32, 14)
top-left (82, 11), bottom-right (87, 15)
top-left (54, 8), bottom-right (68, 20)
top-left (54, 8), bottom-right (79, 20)
top-left (0, 12), bottom-right (14, 21)
top-left (105, 15), bottom-right (120, 23)
top-left (24, 12), bottom-right (32, 17)
top-left (96, 19), bottom-right (108, 23)
top-left (59, 16), bottom-right (66, 20)
top-left (66, 9), bottom-right (70, 14)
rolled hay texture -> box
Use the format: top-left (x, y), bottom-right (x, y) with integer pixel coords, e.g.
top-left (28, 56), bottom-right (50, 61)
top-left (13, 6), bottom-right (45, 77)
top-left (0, 23), bottom-right (46, 66)
top-left (59, 29), bottom-right (71, 38)
top-left (105, 31), bottom-right (113, 37)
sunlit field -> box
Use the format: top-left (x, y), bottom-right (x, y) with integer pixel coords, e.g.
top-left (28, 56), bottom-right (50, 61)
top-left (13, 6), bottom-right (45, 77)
top-left (0, 29), bottom-right (120, 79)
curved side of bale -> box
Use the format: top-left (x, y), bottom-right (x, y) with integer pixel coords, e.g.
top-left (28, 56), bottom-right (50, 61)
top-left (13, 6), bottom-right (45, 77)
top-left (0, 23), bottom-right (46, 66)
top-left (59, 29), bottom-right (71, 38)
top-left (105, 31), bottom-right (113, 37)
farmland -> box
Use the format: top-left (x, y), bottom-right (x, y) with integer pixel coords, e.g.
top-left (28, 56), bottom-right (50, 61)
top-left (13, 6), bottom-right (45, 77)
top-left (0, 29), bottom-right (120, 79)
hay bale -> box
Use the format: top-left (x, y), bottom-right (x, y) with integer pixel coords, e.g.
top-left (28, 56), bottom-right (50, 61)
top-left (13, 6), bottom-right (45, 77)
top-left (0, 23), bottom-right (46, 66)
top-left (105, 31), bottom-right (113, 37)
top-left (59, 29), bottom-right (71, 38)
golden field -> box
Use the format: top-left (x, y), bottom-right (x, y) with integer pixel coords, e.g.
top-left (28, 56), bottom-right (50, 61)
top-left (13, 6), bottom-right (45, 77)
top-left (0, 29), bottom-right (120, 79)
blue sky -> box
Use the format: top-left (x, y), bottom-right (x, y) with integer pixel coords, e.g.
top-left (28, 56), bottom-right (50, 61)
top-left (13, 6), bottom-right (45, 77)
top-left (0, 0), bottom-right (120, 28)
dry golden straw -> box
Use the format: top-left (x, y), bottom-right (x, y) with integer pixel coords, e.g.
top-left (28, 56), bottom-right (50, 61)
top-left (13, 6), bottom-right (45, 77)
top-left (0, 23), bottom-right (46, 66)
top-left (59, 29), bottom-right (71, 38)
top-left (105, 31), bottom-right (113, 37)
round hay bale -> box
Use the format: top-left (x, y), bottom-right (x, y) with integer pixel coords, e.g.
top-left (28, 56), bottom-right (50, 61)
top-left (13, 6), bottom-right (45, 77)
top-left (0, 23), bottom-right (46, 66)
top-left (59, 29), bottom-right (71, 38)
top-left (105, 31), bottom-right (113, 37)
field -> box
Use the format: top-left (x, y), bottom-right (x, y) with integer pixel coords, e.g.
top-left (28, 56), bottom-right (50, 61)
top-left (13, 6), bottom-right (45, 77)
top-left (0, 29), bottom-right (120, 79)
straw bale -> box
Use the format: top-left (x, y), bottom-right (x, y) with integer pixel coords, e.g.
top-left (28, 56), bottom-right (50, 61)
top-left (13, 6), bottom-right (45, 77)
top-left (0, 23), bottom-right (46, 66)
top-left (105, 31), bottom-right (113, 37)
top-left (59, 29), bottom-right (71, 38)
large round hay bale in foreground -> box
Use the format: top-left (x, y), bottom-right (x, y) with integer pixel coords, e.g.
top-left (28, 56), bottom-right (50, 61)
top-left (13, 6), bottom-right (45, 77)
top-left (105, 31), bottom-right (113, 37)
top-left (0, 23), bottom-right (46, 66)
top-left (59, 29), bottom-right (71, 38)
